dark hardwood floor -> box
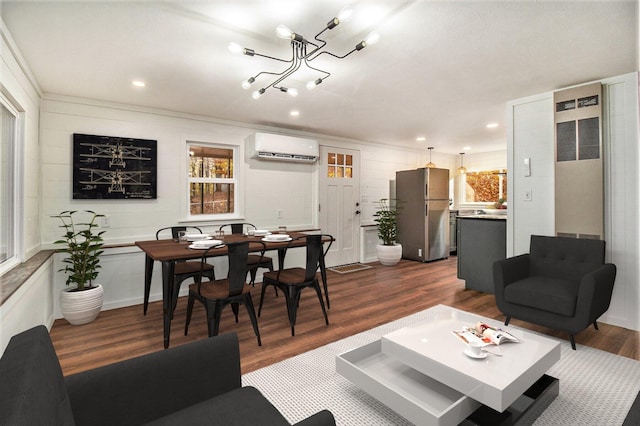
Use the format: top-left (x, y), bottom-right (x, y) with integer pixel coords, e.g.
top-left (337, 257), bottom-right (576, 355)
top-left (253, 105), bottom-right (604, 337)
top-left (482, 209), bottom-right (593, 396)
top-left (50, 256), bottom-right (639, 376)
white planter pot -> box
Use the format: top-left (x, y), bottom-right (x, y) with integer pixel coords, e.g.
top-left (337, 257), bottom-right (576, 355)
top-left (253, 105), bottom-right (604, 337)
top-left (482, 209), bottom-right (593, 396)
top-left (376, 243), bottom-right (403, 266)
top-left (60, 284), bottom-right (104, 325)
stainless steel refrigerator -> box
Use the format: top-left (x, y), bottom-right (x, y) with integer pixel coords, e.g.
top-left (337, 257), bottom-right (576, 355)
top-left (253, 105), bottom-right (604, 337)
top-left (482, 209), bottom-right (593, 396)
top-left (396, 167), bottom-right (450, 262)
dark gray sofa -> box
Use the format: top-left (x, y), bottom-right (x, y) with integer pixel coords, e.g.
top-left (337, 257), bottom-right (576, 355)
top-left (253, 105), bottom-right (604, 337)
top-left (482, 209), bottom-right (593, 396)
top-left (624, 389), bottom-right (640, 425)
top-left (0, 325), bottom-right (335, 426)
top-left (493, 235), bottom-right (616, 350)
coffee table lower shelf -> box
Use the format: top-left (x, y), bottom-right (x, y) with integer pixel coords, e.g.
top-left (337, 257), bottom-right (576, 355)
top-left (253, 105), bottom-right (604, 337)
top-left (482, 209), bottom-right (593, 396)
top-left (336, 340), bottom-right (558, 426)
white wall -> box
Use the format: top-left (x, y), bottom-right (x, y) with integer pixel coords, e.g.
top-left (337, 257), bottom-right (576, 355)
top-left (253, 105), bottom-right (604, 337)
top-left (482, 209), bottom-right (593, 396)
top-left (39, 96), bottom-right (429, 315)
top-left (507, 72), bottom-right (640, 331)
top-left (0, 19), bottom-right (49, 353)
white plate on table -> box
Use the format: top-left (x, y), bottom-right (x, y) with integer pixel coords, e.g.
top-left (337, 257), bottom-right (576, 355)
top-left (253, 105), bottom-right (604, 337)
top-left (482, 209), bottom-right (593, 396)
top-left (189, 239), bottom-right (223, 249)
top-left (262, 235), bottom-right (292, 242)
top-left (189, 243), bottom-right (224, 250)
top-left (185, 234), bottom-right (211, 241)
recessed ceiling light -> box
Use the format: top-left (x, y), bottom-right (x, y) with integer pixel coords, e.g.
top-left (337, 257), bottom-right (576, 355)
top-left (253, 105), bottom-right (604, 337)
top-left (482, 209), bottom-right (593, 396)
top-left (416, 136), bottom-right (426, 141)
top-left (464, 146), bottom-right (471, 151)
top-left (290, 110), bottom-right (300, 117)
top-left (132, 80), bottom-right (146, 88)
top-left (486, 122), bottom-right (498, 129)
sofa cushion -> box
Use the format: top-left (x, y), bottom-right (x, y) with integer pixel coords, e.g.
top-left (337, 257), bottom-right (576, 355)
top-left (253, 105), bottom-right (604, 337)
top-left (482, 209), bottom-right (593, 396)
top-left (0, 325), bottom-right (75, 426)
top-left (504, 276), bottom-right (580, 317)
top-left (142, 386), bottom-right (290, 426)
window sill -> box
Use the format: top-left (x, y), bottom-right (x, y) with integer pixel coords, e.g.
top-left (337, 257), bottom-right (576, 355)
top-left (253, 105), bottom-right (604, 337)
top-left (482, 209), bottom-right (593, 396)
top-left (0, 250), bottom-right (55, 307)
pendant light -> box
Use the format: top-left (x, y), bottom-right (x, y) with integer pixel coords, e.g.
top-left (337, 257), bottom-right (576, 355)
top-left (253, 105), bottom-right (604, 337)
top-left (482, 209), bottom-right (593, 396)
top-left (425, 147), bottom-right (436, 168)
top-left (457, 152), bottom-right (467, 174)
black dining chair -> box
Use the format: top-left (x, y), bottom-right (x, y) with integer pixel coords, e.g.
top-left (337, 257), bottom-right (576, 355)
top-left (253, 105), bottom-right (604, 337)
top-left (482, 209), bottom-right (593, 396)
top-left (147, 226), bottom-right (215, 318)
top-left (184, 240), bottom-right (265, 346)
top-left (219, 223), bottom-right (274, 287)
top-left (258, 234), bottom-right (330, 336)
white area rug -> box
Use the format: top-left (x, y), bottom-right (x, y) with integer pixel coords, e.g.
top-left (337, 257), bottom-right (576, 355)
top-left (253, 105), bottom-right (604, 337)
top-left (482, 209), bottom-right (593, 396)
top-left (243, 308), bottom-right (640, 425)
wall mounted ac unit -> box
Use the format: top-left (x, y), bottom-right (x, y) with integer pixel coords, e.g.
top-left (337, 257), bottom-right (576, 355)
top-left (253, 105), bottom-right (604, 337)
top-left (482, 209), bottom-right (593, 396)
top-left (246, 133), bottom-right (319, 163)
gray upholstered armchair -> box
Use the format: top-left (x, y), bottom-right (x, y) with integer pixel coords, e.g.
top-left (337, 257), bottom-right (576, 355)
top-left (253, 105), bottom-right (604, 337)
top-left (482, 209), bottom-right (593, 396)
top-left (493, 235), bottom-right (616, 350)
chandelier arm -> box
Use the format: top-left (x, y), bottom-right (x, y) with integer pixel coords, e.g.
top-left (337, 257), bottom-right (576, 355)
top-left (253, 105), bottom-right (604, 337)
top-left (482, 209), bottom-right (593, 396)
top-left (251, 51), bottom-right (294, 63)
top-left (302, 28), bottom-right (329, 59)
top-left (268, 60), bottom-right (302, 90)
top-left (308, 48), bottom-right (357, 61)
top-left (303, 57), bottom-right (330, 79)
top-left (264, 50), bottom-right (303, 91)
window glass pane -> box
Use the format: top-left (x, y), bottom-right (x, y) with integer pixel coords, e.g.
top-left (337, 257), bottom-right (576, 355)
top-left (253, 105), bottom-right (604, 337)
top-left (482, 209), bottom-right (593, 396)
top-left (0, 105), bottom-right (15, 265)
top-left (337, 154), bottom-right (344, 165)
top-left (346, 155), bottom-right (352, 166)
top-left (345, 167), bottom-right (353, 178)
top-left (327, 153), bottom-right (336, 164)
top-left (328, 166), bottom-right (336, 178)
top-left (337, 167), bottom-right (344, 178)
top-left (189, 182), bottom-right (235, 214)
top-left (190, 146), bottom-right (233, 178)
top-left (188, 144), bottom-right (236, 217)
top-left (464, 170), bottom-right (507, 204)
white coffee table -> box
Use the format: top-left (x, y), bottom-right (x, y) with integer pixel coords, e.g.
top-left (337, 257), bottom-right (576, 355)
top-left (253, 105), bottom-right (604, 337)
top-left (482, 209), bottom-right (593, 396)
top-left (337, 305), bottom-right (561, 426)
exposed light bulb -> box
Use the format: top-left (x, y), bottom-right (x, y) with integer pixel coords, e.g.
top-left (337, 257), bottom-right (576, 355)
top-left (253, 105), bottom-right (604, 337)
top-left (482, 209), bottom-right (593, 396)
top-left (228, 42), bottom-right (243, 54)
top-left (338, 6), bottom-right (353, 22)
top-left (356, 32), bottom-right (380, 51)
top-left (307, 78), bottom-right (323, 90)
top-left (252, 88), bottom-right (265, 100)
top-left (241, 77), bottom-right (255, 90)
top-left (276, 24), bottom-right (293, 39)
top-left (365, 31), bottom-right (380, 46)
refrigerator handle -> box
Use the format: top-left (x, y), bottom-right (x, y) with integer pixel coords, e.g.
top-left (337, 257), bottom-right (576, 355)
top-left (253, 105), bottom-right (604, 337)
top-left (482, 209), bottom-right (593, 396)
top-left (425, 202), bottom-right (428, 216)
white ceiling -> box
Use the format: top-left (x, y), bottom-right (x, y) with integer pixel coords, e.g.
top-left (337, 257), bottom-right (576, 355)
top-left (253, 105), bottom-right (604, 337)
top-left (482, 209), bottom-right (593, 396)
top-left (1, 1), bottom-right (637, 154)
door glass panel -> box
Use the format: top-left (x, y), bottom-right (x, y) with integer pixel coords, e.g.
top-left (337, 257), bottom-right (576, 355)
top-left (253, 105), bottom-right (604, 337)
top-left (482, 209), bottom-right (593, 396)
top-left (345, 167), bottom-right (352, 178)
top-left (327, 152), bottom-right (353, 179)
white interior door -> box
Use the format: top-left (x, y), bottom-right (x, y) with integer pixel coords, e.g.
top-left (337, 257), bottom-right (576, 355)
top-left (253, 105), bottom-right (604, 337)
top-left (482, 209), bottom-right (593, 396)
top-left (319, 146), bottom-right (361, 266)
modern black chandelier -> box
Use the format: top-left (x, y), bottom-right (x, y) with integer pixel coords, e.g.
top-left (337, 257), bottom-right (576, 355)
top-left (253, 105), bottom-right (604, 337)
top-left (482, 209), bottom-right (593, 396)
top-left (228, 6), bottom-right (379, 99)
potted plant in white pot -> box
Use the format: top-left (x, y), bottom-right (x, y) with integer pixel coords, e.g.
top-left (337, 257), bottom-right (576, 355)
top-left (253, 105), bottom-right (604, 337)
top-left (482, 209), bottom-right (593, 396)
top-left (52, 210), bottom-right (106, 325)
top-left (373, 198), bottom-right (403, 266)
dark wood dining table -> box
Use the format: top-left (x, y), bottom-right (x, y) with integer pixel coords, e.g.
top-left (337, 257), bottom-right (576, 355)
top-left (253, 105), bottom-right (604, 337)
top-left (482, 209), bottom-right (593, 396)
top-left (135, 232), bottom-right (330, 348)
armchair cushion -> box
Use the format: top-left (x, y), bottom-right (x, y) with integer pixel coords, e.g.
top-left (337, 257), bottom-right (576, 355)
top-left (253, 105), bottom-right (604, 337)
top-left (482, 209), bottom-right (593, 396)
top-left (504, 276), bottom-right (581, 317)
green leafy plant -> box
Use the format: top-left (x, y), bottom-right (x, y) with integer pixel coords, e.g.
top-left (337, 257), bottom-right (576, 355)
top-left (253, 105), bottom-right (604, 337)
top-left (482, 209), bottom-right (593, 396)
top-left (52, 210), bottom-right (105, 291)
top-left (373, 198), bottom-right (400, 246)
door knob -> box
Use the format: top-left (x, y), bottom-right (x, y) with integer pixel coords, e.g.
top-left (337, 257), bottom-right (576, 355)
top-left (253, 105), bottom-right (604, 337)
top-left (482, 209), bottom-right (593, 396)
top-left (355, 210), bottom-right (361, 215)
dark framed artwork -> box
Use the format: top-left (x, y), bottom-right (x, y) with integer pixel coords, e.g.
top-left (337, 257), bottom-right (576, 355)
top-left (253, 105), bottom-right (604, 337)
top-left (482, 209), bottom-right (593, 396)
top-left (72, 133), bottom-right (157, 199)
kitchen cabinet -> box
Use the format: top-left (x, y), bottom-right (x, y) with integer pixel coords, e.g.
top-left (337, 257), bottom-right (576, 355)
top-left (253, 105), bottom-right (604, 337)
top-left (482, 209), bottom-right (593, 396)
top-left (457, 215), bottom-right (507, 293)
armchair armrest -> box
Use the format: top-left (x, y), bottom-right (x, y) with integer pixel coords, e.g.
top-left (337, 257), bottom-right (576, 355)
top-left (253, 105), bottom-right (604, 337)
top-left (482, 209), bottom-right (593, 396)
top-left (493, 254), bottom-right (530, 289)
top-left (65, 333), bottom-right (241, 426)
top-left (575, 263), bottom-right (617, 323)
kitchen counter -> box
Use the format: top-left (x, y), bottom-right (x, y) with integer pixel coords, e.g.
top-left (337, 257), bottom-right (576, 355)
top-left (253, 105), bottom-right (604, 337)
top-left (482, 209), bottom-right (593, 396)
top-left (457, 213), bottom-right (507, 220)
top-left (456, 216), bottom-right (507, 293)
